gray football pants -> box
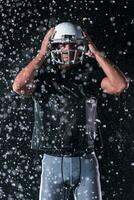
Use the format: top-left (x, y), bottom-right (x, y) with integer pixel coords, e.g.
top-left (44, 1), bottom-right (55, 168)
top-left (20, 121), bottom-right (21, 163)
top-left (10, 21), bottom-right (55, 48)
top-left (39, 152), bottom-right (102, 200)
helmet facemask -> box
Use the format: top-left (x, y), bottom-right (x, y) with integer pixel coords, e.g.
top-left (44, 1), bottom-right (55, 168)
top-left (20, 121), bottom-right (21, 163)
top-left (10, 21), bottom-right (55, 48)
top-left (50, 41), bottom-right (86, 66)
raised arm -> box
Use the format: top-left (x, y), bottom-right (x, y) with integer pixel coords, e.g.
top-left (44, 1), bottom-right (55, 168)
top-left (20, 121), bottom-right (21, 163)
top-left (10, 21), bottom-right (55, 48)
top-left (84, 32), bottom-right (129, 95)
top-left (12, 28), bottom-right (55, 96)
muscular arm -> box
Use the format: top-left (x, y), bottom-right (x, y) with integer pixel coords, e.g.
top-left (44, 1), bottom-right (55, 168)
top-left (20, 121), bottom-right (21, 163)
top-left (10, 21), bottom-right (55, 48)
top-left (84, 32), bottom-right (128, 94)
top-left (12, 28), bottom-right (55, 96)
top-left (95, 52), bottom-right (129, 94)
top-left (12, 52), bottom-right (45, 95)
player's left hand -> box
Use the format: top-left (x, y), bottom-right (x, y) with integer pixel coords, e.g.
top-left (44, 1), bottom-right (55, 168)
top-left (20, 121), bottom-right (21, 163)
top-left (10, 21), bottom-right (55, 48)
top-left (83, 32), bottom-right (99, 58)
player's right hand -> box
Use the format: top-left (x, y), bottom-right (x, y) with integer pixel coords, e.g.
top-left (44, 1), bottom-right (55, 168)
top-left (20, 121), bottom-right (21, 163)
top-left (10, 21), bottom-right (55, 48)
top-left (40, 27), bottom-right (55, 55)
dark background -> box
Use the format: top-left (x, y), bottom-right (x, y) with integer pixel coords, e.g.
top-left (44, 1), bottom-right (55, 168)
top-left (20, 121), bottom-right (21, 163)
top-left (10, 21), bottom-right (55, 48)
top-left (0, 0), bottom-right (134, 199)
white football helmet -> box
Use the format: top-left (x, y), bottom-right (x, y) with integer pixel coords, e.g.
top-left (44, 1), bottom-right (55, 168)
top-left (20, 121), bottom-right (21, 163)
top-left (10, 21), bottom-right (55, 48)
top-left (50, 22), bottom-right (86, 65)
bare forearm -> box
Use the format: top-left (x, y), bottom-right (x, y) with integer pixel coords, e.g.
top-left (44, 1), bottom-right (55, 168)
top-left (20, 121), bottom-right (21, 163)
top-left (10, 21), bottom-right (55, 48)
top-left (13, 52), bottom-right (45, 91)
top-left (95, 52), bottom-right (127, 87)
top-left (83, 32), bottom-right (128, 93)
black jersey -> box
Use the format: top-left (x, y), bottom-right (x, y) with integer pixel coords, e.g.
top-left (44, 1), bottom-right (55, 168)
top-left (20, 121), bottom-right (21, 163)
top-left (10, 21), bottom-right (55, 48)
top-left (31, 58), bottom-right (105, 156)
